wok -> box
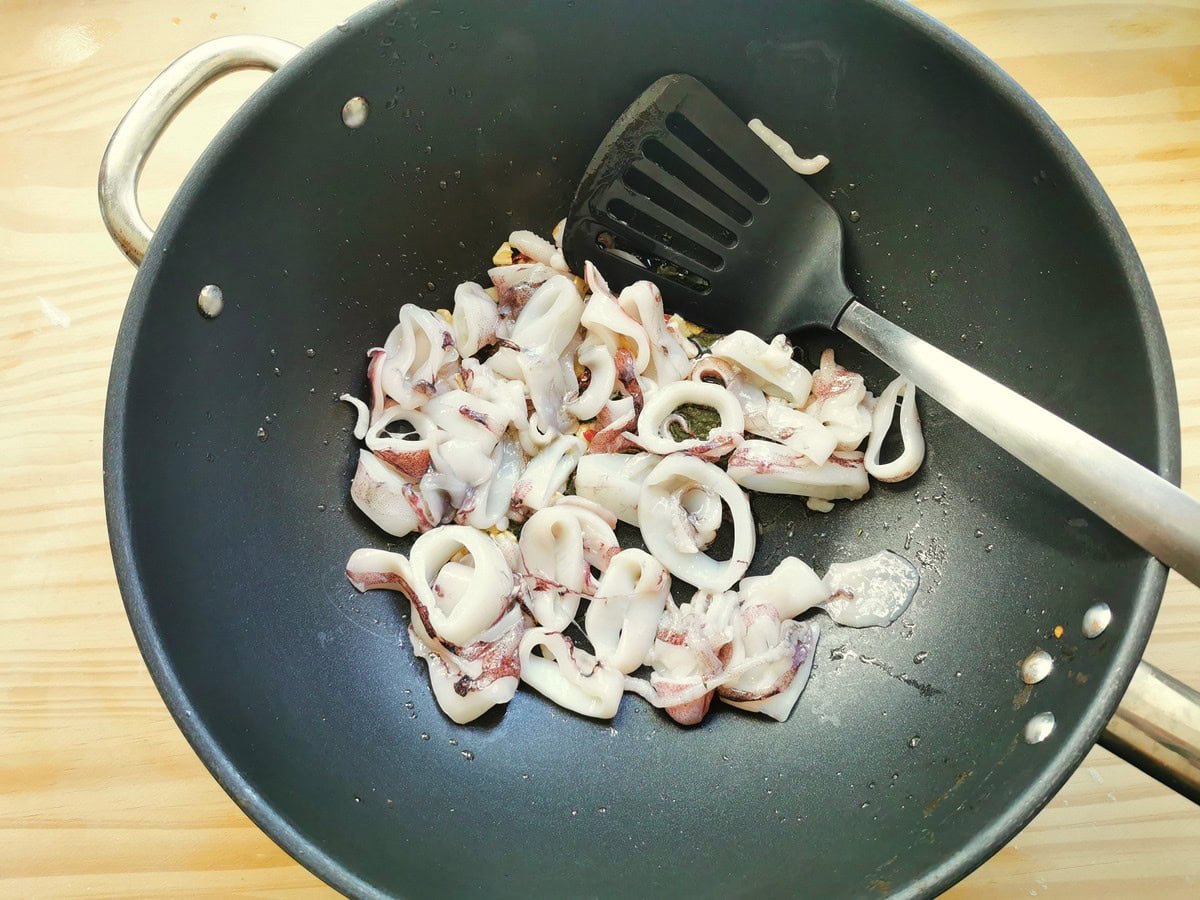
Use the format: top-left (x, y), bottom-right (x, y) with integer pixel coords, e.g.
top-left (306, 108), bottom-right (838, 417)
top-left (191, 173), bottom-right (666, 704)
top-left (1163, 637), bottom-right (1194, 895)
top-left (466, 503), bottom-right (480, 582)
top-left (98, 1), bottom-right (1200, 896)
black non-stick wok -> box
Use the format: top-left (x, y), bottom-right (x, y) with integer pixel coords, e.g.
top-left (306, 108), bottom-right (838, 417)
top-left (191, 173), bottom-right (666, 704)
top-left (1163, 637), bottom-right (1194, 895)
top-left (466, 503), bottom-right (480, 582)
top-left (98, 1), bottom-right (1200, 896)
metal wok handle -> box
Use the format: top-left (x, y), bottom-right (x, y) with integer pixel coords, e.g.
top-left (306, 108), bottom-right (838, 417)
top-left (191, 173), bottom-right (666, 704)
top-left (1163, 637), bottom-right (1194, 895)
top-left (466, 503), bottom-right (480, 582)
top-left (99, 35), bottom-right (301, 266)
top-left (839, 300), bottom-right (1200, 803)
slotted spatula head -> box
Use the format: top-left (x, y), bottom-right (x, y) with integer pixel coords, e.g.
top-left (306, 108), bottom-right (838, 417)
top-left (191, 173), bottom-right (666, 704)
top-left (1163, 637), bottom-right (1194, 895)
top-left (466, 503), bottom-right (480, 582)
top-left (563, 74), bottom-right (854, 335)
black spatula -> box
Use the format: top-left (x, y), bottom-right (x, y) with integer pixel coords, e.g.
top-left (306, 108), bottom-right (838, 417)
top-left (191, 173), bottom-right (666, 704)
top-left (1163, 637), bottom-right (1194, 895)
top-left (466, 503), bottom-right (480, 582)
top-left (563, 73), bottom-right (1200, 586)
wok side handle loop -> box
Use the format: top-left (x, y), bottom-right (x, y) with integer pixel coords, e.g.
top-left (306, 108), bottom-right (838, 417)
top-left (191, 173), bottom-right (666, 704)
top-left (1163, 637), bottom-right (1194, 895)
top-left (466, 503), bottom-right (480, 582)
top-left (1101, 662), bottom-right (1200, 804)
top-left (98, 35), bottom-right (301, 267)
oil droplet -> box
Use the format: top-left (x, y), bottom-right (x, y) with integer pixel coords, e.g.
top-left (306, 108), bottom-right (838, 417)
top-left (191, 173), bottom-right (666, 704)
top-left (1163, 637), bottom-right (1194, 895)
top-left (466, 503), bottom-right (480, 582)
top-left (1020, 649), bottom-right (1053, 684)
top-left (913, 651), bottom-right (929, 665)
top-left (1082, 603), bottom-right (1112, 639)
top-left (848, 210), bottom-right (861, 223)
top-left (570, 809), bottom-right (578, 818)
top-left (426, 281), bottom-right (436, 291)
top-left (907, 735), bottom-right (921, 749)
top-left (336, 17), bottom-right (350, 31)
top-left (403, 701), bottom-right (414, 710)
top-left (448, 738), bottom-right (458, 746)
top-left (984, 543), bottom-right (995, 552)
top-left (1024, 711), bottom-right (1056, 744)
top-left (438, 180), bottom-right (448, 190)
top-left (317, 504), bottom-right (326, 512)
top-left (521, 773), bottom-right (531, 780)
top-left (927, 269), bottom-right (939, 285)
top-left (342, 96), bottom-right (369, 128)
top-left (305, 348), bottom-right (316, 358)
top-left (860, 801), bottom-right (870, 809)
top-left (461, 750), bottom-right (474, 761)
top-left (597, 806), bottom-right (608, 815)
top-left (256, 426), bottom-right (268, 442)
top-left (353, 795), bottom-right (361, 803)
top-left (273, 367), bottom-right (281, 377)
top-left (419, 732), bottom-right (430, 741)
top-left (197, 284), bottom-right (224, 318)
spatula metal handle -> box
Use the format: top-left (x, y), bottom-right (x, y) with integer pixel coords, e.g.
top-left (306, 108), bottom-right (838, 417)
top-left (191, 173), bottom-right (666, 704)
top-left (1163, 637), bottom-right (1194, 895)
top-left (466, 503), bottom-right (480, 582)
top-left (841, 300), bottom-right (1200, 804)
top-left (837, 301), bottom-right (1200, 587)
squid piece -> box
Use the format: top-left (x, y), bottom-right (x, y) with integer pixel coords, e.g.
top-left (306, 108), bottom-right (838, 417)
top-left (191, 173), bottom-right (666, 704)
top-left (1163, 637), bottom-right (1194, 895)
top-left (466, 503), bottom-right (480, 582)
top-left (509, 434), bottom-right (585, 520)
top-left (487, 263), bottom-right (561, 318)
top-left (424, 389), bottom-right (511, 457)
top-left (350, 449), bottom-right (436, 537)
top-left (518, 504), bottom-right (619, 631)
top-left (364, 407), bottom-right (439, 480)
top-left (689, 355), bottom-right (770, 426)
top-left (616, 280), bottom-right (692, 384)
top-left (403, 525), bottom-right (517, 648)
top-left (579, 262), bottom-right (652, 371)
top-left (519, 628), bottom-right (624, 719)
top-left (613, 347), bottom-right (648, 417)
top-left (719, 607), bottom-right (819, 722)
top-left (747, 118), bottom-right (830, 175)
top-left (553, 493), bottom-right (618, 527)
top-left (409, 604), bottom-right (527, 724)
top-left (339, 393), bottom-right (370, 440)
top-left (462, 432), bottom-right (525, 531)
top-left (727, 440), bottom-right (869, 501)
top-left (629, 590), bottom-right (741, 725)
top-left (822, 550), bottom-right (920, 628)
top-left (488, 274), bottom-right (584, 379)
top-left (746, 397), bottom-right (837, 466)
top-left (863, 376), bottom-right (925, 483)
top-left (566, 340), bottom-right (617, 421)
top-left (585, 549), bottom-right (671, 674)
top-left (346, 546), bottom-right (524, 723)
top-left (630, 380), bottom-right (744, 460)
top-left (451, 281), bottom-right (502, 357)
top-left (380, 304), bottom-right (459, 409)
top-left (461, 359), bottom-right (531, 435)
top-left (737, 556), bottom-right (829, 619)
top-left (508, 229), bottom-right (569, 273)
top-left (346, 546), bottom-right (417, 594)
top-left (639, 455), bottom-right (756, 592)
top-left (805, 349), bottom-right (872, 450)
top-left (517, 347), bottom-right (577, 436)
top-left (427, 439), bottom-right (494, 525)
top-left (573, 452), bottom-right (660, 526)
top-left (708, 331), bottom-right (812, 406)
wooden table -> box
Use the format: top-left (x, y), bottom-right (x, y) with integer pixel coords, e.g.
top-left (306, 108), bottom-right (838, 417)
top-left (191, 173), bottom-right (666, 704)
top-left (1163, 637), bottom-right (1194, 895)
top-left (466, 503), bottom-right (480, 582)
top-left (2, 1), bottom-right (1198, 896)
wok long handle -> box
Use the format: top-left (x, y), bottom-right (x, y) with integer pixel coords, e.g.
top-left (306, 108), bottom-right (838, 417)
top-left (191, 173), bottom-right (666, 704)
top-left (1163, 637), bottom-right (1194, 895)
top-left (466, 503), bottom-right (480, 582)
top-left (838, 300), bottom-right (1200, 802)
top-left (99, 35), bottom-right (300, 266)
top-left (1101, 662), bottom-right (1200, 804)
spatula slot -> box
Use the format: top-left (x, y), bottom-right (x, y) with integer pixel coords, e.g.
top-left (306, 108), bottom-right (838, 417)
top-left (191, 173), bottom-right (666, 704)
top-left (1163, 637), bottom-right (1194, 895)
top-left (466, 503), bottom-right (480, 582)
top-left (641, 139), bottom-right (752, 225)
top-left (596, 232), bottom-right (712, 294)
top-left (665, 111), bottom-right (768, 204)
top-left (621, 167), bottom-right (737, 248)
top-left (605, 199), bottom-right (724, 270)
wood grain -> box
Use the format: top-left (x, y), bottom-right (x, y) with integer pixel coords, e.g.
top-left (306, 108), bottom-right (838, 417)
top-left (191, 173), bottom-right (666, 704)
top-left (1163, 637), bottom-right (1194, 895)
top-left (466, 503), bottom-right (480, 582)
top-left (1, 1), bottom-right (1197, 896)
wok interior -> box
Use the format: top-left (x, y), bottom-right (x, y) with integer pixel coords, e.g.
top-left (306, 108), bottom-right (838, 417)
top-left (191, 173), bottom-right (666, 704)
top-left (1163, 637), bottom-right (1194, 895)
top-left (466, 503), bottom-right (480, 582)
top-left (114, 1), bottom-right (1170, 895)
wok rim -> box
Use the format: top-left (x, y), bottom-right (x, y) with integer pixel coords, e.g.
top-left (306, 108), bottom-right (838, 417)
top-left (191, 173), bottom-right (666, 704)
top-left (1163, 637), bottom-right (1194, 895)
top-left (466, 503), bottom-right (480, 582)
top-left (102, 1), bottom-right (1181, 897)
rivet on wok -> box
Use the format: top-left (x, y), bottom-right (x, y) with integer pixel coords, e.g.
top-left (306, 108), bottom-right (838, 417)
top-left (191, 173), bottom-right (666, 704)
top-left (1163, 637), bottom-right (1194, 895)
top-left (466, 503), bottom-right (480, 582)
top-left (197, 284), bottom-right (224, 318)
top-left (1024, 711), bottom-right (1055, 744)
top-left (342, 96), bottom-right (369, 128)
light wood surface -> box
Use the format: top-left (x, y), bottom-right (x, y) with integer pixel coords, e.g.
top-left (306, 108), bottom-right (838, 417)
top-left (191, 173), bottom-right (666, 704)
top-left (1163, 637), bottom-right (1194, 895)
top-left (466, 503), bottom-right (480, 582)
top-left (2, 1), bottom-right (1198, 896)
